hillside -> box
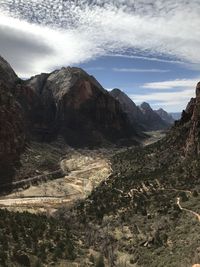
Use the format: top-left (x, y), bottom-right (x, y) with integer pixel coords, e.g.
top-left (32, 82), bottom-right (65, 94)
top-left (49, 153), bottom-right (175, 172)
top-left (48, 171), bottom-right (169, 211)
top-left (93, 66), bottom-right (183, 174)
top-left (70, 82), bottom-right (200, 266)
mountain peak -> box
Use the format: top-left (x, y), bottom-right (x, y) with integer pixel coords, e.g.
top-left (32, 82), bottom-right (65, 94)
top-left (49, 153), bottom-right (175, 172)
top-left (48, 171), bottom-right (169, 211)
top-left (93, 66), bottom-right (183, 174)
top-left (155, 108), bottom-right (174, 124)
top-left (111, 88), bottom-right (123, 94)
top-left (140, 102), bottom-right (152, 110)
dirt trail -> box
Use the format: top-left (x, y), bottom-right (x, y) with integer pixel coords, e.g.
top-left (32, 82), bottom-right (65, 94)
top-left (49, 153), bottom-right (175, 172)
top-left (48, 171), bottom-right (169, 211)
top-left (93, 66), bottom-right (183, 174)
top-left (177, 197), bottom-right (200, 222)
top-left (0, 150), bottom-right (112, 211)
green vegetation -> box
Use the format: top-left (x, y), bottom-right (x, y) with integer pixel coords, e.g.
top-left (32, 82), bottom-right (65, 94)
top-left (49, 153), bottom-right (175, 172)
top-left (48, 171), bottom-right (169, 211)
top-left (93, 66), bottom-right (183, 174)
top-left (0, 209), bottom-right (75, 266)
top-left (71, 126), bottom-right (200, 266)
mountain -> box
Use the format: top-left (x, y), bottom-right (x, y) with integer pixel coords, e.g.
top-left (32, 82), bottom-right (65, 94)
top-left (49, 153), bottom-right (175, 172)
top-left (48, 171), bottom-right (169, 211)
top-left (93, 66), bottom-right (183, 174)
top-left (110, 88), bottom-right (146, 131)
top-left (0, 55), bottom-right (143, 150)
top-left (155, 108), bottom-right (174, 124)
top-left (19, 67), bottom-right (139, 147)
top-left (110, 89), bottom-right (169, 131)
top-left (170, 112), bottom-right (182, 120)
top-left (140, 102), bottom-right (170, 130)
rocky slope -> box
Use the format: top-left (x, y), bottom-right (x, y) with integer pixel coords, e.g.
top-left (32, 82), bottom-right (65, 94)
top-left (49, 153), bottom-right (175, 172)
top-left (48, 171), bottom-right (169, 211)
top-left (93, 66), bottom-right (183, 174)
top-left (155, 108), bottom-right (174, 124)
top-left (140, 102), bottom-right (170, 130)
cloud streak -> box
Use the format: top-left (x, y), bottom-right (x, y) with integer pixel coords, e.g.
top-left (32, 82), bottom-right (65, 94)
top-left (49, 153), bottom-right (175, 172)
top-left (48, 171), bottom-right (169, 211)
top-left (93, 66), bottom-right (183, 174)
top-left (0, 0), bottom-right (200, 77)
top-left (130, 78), bottom-right (200, 111)
top-left (113, 68), bottom-right (170, 73)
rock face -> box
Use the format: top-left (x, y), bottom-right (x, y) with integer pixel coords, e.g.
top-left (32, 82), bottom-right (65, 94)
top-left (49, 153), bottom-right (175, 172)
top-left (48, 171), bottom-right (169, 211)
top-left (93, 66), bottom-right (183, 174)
top-left (18, 67), bottom-right (137, 147)
top-left (0, 58), bottom-right (26, 182)
top-left (155, 108), bottom-right (174, 125)
top-left (140, 102), bottom-right (169, 130)
top-left (168, 82), bottom-right (200, 156)
top-left (181, 82), bottom-right (200, 155)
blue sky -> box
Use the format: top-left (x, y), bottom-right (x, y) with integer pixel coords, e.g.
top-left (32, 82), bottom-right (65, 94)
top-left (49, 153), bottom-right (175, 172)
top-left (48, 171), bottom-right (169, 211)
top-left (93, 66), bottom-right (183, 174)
top-left (79, 54), bottom-right (200, 111)
top-left (0, 0), bottom-right (200, 112)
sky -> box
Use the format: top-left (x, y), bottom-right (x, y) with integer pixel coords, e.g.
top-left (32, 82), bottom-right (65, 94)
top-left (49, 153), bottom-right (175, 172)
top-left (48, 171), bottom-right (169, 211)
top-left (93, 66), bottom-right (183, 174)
top-left (0, 0), bottom-right (200, 112)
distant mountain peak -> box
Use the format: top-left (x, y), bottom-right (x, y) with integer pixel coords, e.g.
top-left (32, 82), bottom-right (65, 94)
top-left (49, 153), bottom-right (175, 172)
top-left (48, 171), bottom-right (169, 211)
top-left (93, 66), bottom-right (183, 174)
top-left (140, 102), bottom-right (152, 110)
top-left (155, 108), bottom-right (174, 125)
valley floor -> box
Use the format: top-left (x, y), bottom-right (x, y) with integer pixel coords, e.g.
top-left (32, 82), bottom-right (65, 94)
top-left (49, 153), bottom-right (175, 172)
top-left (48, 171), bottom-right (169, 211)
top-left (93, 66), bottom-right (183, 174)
top-left (0, 148), bottom-right (112, 213)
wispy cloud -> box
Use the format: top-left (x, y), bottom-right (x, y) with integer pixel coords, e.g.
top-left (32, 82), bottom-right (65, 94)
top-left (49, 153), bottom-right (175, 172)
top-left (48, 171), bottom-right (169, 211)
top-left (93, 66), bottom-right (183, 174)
top-left (0, 1), bottom-right (200, 77)
top-left (109, 54), bottom-right (185, 65)
top-left (113, 68), bottom-right (170, 73)
top-left (142, 78), bottom-right (200, 90)
top-left (130, 89), bottom-right (195, 112)
top-left (130, 78), bottom-right (200, 111)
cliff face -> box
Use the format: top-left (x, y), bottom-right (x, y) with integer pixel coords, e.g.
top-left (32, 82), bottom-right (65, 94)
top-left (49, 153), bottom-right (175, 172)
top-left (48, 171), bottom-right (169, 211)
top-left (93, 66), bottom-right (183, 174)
top-left (181, 82), bottom-right (200, 155)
